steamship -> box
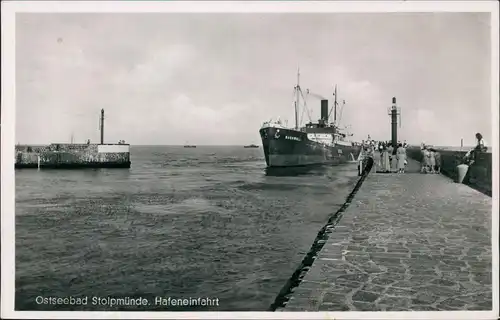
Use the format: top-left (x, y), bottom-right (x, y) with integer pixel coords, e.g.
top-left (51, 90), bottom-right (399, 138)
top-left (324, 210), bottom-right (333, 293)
top-left (259, 71), bottom-right (361, 167)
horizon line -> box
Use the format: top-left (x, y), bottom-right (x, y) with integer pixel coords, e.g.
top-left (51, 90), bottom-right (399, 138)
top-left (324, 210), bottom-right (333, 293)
top-left (13, 143), bottom-right (489, 148)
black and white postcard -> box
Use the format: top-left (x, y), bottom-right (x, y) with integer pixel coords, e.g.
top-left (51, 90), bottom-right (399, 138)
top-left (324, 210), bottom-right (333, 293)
top-left (1, 1), bottom-right (498, 319)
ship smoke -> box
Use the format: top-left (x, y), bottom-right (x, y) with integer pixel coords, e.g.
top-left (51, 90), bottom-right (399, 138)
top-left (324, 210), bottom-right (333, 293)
top-left (305, 89), bottom-right (326, 100)
top-left (308, 93), bottom-right (326, 100)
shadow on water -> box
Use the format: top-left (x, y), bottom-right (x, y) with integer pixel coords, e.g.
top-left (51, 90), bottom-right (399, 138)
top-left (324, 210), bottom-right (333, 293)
top-left (264, 165), bottom-right (329, 177)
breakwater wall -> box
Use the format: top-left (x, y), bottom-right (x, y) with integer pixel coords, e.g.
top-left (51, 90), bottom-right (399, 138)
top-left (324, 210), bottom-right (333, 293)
top-left (269, 156), bottom-right (374, 311)
top-left (406, 147), bottom-right (492, 196)
top-left (15, 143), bottom-right (131, 169)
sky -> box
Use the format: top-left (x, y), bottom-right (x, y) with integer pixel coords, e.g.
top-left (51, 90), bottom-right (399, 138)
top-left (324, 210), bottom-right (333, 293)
top-left (15, 12), bottom-right (492, 146)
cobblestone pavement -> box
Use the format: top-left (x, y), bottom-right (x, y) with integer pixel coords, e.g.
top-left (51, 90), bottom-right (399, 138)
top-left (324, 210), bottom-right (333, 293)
top-left (279, 159), bottom-right (492, 311)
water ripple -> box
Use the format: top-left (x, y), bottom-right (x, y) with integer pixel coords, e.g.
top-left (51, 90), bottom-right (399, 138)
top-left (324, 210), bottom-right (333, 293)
top-left (16, 146), bottom-right (359, 311)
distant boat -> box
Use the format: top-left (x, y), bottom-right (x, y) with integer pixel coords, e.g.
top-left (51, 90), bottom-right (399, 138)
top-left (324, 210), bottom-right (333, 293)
top-left (183, 141), bottom-right (196, 148)
top-left (244, 144), bottom-right (259, 148)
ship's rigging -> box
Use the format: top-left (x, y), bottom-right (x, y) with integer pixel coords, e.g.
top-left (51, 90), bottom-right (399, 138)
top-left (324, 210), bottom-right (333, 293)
top-left (291, 69), bottom-right (348, 131)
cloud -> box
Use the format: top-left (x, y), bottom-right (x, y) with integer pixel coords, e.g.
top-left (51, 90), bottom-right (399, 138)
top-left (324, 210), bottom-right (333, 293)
top-left (15, 13), bottom-right (492, 146)
top-left (114, 44), bottom-right (196, 88)
top-left (101, 91), bottom-right (264, 145)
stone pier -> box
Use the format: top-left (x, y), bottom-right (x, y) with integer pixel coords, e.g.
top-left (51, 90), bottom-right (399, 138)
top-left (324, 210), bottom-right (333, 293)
top-left (15, 143), bottom-right (131, 169)
top-left (276, 159), bottom-right (492, 311)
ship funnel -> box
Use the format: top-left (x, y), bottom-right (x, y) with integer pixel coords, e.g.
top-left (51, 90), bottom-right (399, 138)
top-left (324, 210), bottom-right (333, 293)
top-left (321, 99), bottom-right (329, 122)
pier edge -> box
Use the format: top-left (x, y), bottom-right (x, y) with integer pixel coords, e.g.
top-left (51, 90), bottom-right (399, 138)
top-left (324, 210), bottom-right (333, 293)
top-left (268, 157), bottom-right (374, 311)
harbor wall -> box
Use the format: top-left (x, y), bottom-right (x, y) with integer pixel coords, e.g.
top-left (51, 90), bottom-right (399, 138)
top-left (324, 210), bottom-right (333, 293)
top-left (15, 143), bottom-right (131, 169)
top-left (406, 147), bottom-right (492, 196)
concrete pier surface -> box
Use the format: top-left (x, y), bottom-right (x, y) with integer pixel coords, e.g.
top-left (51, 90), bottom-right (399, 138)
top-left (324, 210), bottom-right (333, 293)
top-left (277, 159), bottom-right (492, 311)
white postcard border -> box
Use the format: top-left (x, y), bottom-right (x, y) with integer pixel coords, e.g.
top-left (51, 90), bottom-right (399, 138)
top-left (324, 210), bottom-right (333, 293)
top-left (1, 1), bottom-right (498, 320)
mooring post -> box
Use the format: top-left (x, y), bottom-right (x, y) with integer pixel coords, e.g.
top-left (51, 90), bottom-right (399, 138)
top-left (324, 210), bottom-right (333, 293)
top-left (100, 109), bottom-right (104, 145)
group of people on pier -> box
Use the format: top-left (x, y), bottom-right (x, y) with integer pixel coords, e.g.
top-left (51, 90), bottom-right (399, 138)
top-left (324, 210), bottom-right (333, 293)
top-left (358, 132), bottom-right (488, 175)
top-left (361, 139), bottom-right (408, 173)
top-left (420, 144), bottom-right (441, 174)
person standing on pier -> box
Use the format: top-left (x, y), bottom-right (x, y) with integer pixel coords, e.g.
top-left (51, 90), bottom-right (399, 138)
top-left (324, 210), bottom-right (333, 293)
top-left (396, 143), bottom-right (406, 173)
top-left (379, 143), bottom-right (385, 170)
top-left (433, 148), bottom-right (441, 173)
top-left (421, 146), bottom-right (430, 173)
top-left (373, 143), bottom-right (382, 172)
top-left (386, 143), bottom-right (396, 173)
top-left (382, 143), bottom-right (390, 173)
top-left (392, 148), bottom-right (398, 172)
top-left (429, 149), bottom-right (437, 173)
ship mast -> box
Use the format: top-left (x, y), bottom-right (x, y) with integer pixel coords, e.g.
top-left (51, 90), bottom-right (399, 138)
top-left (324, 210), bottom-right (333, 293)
top-left (333, 85), bottom-right (337, 126)
top-left (295, 68), bottom-right (300, 130)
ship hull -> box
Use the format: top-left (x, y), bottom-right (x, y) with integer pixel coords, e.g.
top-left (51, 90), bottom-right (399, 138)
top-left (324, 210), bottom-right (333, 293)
top-left (259, 127), bottom-right (360, 167)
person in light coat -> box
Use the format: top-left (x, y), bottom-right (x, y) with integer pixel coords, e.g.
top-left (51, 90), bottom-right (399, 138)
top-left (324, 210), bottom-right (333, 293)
top-left (429, 149), bottom-right (436, 173)
top-left (373, 143), bottom-right (382, 172)
top-left (396, 143), bottom-right (407, 173)
top-left (421, 146), bottom-right (430, 173)
top-left (382, 144), bottom-right (391, 173)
